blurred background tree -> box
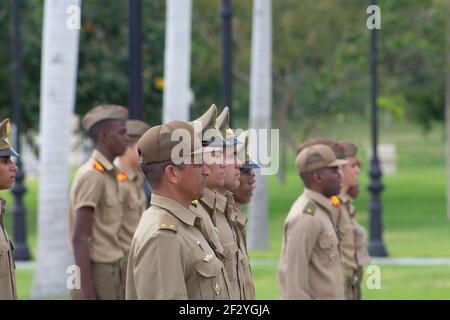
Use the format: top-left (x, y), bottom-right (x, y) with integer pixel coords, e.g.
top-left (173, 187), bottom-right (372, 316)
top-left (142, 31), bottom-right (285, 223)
top-left (0, 0), bottom-right (447, 140)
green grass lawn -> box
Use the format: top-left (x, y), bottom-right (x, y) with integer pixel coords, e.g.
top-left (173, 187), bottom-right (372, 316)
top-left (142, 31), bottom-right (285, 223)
top-left (7, 118), bottom-right (450, 299)
top-left (252, 264), bottom-right (450, 300)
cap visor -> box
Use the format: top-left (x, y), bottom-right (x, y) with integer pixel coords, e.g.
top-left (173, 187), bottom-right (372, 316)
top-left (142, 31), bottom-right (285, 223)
top-left (227, 137), bottom-right (244, 145)
top-left (0, 148), bottom-right (19, 157)
top-left (240, 160), bottom-right (261, 169)
top-left (203, 136), bottom-right (231, 147)
top-left (327, 159), bottom-right (348, 167)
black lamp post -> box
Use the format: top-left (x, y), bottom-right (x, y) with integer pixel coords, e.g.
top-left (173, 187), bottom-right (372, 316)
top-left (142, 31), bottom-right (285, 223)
top-left (221, 0), bottom-right (233, 127)
top-left (368, 0), bottom-right (388, 257)
top-left (129, 0), bottom-right (143, 120)
top-left (10, 0), bottom-right (31, 261)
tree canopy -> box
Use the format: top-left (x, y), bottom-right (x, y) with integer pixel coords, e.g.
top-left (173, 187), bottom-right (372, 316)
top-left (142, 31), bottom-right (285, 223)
top-left (0, 0), bottom-right (447, 139)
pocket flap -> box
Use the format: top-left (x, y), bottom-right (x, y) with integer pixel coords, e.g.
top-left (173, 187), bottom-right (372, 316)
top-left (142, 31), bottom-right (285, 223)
top-left (222, 242), bottom-right (238, 259)
top-left (318, 232), bottom-right (337, 249)
top-left (196, 260), bottom-right (217, 278)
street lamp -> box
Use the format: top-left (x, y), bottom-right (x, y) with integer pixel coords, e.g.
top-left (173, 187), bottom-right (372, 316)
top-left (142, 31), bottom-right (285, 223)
top-left (221, 0), bottom-right (233, 127)
top-left (10, 0), bottom-right (31, 261)
top-left (368, 0), bottom-right (388, 257)
top-left (129, 0), bottom-right (143, 120)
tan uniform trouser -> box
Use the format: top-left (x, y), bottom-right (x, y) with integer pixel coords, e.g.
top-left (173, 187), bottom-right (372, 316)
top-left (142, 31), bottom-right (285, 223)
top-left (71, 259), bottom-right (127, 300)
top-left (344, 266), bottom-right (363, 300)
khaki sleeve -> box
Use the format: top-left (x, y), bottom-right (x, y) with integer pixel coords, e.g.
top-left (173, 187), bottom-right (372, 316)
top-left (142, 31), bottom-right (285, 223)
top-left (132, 231), bottom-right (187, 299)
top-left (283, 215), bottom-right (321, 299)
top-left (73, 171), bottom-right (104, 211)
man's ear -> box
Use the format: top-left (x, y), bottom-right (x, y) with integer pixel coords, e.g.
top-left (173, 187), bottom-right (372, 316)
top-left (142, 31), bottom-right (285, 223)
top-left (98, 128), bottom-right (109, 144)
top-left (165, 165), bottom-right (179, 184)
top-left (314, 170), bottom-right (323, 185)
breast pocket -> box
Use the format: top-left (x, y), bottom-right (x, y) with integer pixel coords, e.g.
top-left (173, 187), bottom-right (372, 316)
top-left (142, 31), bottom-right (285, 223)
top-left (318, 231), bottom-right (340, 267)
top-left (238, 250), bottom-right (255, 300)
top-left (195, 256), bottom-right (229, 300)
top-left (220, 242), bottom-right (238, 282)
top-left (103, 189), bottom-right (121, 222)
top-left (0, 240), bottom-right (11, 276)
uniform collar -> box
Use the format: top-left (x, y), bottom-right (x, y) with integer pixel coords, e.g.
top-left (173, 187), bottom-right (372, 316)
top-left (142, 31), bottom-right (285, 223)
top-left (339, 192), bottom-right (351, 204)
top-left (231, 205), bottom-right (247, 227)
top-left (0, 198), bottom-right (5, 217)
top-left (92, 150), bottom-right (115, 172)
top-left (117, 163), bottom-right (138, 180)
top-left (215, 191), bottom-right (227, 214)
top-left (225, 191), bottom-right (235, 206)
top-left (304, 188), bottom-right (333, 212)
top-left (151, 194), bottom-right (199, 226)
top-left (200, 187), bottom-right (216, 210)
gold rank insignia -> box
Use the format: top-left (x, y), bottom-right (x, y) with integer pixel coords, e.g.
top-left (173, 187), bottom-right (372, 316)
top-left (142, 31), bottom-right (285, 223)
top-left (117, 171), bottom-right (127, 182)
top-left (3, 121), bottom-right (10, 145)
top-left (214, 283), bottom-right (220, 295)
top-left (303, 201), bottom-right (316, 216)
top-left (202, 253), bottom-right (213, 263)
top-left (191, 199), bottom-right (199, 207)
top-left (92, 161), bottom-right (105, 173)
top-left (160, 223), bottom-right (176, 229)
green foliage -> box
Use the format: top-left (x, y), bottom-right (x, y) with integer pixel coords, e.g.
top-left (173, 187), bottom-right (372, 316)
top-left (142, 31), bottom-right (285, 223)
top-left (0, 0), bottom-right (448, 134)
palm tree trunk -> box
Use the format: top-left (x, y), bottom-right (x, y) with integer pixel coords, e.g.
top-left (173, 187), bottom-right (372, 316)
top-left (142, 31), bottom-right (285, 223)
top-left (31, 0), bottom-right (81, 298)
top-left (162, 0), bottom-right (192, 122)
top-left (248, 0), bottom-right (272, 250)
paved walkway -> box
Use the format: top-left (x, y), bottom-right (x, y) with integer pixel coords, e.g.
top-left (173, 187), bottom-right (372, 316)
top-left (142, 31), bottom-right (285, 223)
top-left (249, 257), bottom-right (450, 267)
top-left (16, 257), bottom-right (450, 270)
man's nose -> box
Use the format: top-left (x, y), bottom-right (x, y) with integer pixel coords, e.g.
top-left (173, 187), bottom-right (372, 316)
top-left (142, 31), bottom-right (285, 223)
top-left (203, 164), bottom-right (211, 176)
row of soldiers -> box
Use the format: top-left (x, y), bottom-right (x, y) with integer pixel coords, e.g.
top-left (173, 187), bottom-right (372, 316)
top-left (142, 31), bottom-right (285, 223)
top-left (278, 139), bottom-right (370, 299)
top-left (0, 103), bottom-right (369, 300)
top-left (69, 103), bottom-right (258, 300)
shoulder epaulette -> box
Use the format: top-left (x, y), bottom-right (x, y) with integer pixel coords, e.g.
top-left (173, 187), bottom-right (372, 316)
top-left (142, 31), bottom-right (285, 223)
top-left (117, 171), bottom-right (127, 182)
top-left (303, 201), bottom-right (317, 216)
top-left (92, 161), bottom-right (105, 173)
top-left (158, 223), bottom-right (178, 232)
top-left (157, 214), bottom-right (179, 233)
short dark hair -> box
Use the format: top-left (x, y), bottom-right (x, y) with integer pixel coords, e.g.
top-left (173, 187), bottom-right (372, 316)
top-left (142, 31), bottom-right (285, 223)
top-left (141, 160), bottom-right (185, 189)
top-left (300, 171), bottom-right (315, 188)
top-left (88, 120), bottom-right (114, 144)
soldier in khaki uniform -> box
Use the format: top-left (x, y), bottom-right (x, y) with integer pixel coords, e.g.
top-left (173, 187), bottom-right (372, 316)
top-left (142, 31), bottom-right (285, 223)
top-left (126, 120), bottom-right (231, 300)
top-left (69, 105), bottom-right (129, 300)
top-left (278, 144), bottom-right (347, 299)
top-left (189, 105), bottom-right (244, 299)
top-left (231, 130), bottom-right (260, 300)
top-left (189, 104), bottom-right (228, 258)
top-left (297, 139), bottom-right (357, 299)
top-left (115, 119), bottom-right (151, 296)
top-left (337, 142), bottom-right (370, 299)
top-left (0, 119), bottom-right (18, 300)
top-left (216, 111), bottom-right (256, 300)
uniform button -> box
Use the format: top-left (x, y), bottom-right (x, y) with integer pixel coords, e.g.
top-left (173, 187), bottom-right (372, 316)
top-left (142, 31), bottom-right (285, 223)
top-left (330, 253), bottom-right (335, 260)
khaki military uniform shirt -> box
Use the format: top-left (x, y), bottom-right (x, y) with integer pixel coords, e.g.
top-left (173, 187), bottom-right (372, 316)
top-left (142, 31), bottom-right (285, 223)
top-left (69, 150), bottom-right (125, 263)
top-left (0, 199), bottom-right (16, 300)
top-left (192, 188), bottom-right (224, 257)
top-left (340, 194), bottom-right (370, 266)
top-left (336, 193), bottom-right (358, 278)
top-left (278, 188), bottom-right (345, 300)
top-left (213, 191), bottom-right (242, 300)
top-left (117, 166), bottom-right (147, 255)
top-left (126, 194), bottom-right (231, 300)
top-left (227, 195), bottom-right (256, 300)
